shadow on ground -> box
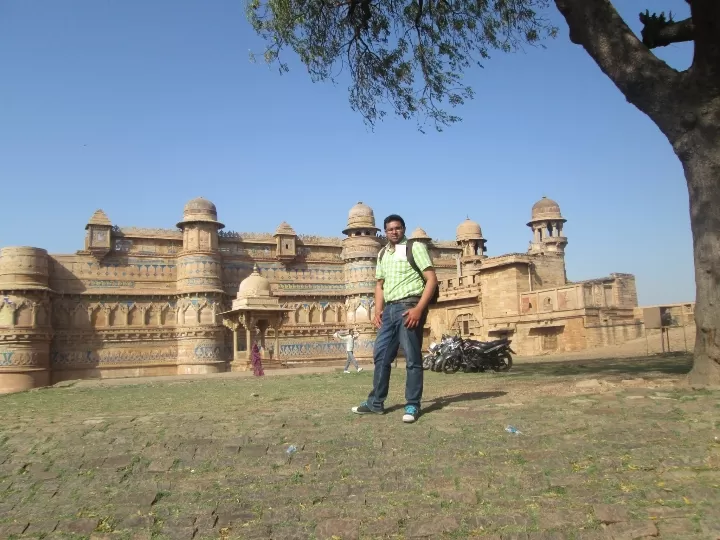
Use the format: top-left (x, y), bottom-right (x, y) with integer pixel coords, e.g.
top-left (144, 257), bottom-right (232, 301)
top-left (385, 391), bottom-right (507, 415)
top-left (514, 352), bottom-right (692, 379)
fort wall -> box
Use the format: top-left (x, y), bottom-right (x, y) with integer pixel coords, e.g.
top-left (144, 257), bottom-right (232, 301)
top-left (0, 196), bottom-right (680, 393)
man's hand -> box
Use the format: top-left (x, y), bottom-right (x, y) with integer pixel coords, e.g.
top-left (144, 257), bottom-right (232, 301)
top-left (373, 310), bottom-right (383, 329)
top-left (402, 306), bottom-right (424, 329)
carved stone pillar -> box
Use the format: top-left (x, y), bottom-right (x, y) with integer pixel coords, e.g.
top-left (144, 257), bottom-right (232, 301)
top-left (272, 317), bottom-right (282, 367)
top-left (257, 319), bottom-right (268, 350)
top-left (232, 329), bottom-right (238, 362)
top-left (222, 319), bottom-right (237, 364)
top-left (222, 318), bottom-right (243, 372)
top-left (244, 314), bottom-right (254, 363)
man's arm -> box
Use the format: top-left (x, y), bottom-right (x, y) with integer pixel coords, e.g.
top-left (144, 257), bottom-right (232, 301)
top-left (403, 242), bottom-right (437, 328)
top-left (416, 268), bottom-right (438, 313)
top-left (412, 240), bottom-right (436, 312)
top-left (373, 279), bottom-right (384, 329)
top-left (403, 268), bottom-right (437, 328)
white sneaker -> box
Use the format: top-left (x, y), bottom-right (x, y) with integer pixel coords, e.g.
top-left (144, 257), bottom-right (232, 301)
top-left (357, 367), bottom-right (363, 372)
top-left (344, 370), bottom-right (350, 374)
top-left (402, 405), bottom-right (419, 423)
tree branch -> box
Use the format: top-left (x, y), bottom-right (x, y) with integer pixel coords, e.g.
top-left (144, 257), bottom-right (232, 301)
top-left (689, 0), bottom-right (720, 82)
top-left (553, 0), bottom-right (683, 136)
top-left (639, 14), bottom-right (694, 49)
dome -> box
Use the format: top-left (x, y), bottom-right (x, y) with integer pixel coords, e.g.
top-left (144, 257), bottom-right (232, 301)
top-left (410, 227), bottom-right (431, 241)
top-left (343, 201), bottom-right (379, 234)
top-left (237, 264), bottom-right (271, 298)
top-left (529, 196), bottom-right (564, 223)
top-left (177, 197), bottom-right (225, 229)
top-left (349, 201), bottom-right (373, 219)
top-left (274, 221), bottom-right (296, 236)
top-left (456, 218), bottom-right (484, 242)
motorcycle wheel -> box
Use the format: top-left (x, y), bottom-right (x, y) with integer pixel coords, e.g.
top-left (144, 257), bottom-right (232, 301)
top-left (422, 355), bottom-right (434, 370)
top-left (492, 353), bottom-right (513, 372)
top-left (436, 356), bottom-right (448, 373)
top-left (443, 355), bottom-right (462, 374)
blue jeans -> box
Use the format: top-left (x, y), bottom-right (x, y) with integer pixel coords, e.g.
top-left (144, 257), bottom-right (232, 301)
top-left (344, 351), bottom-right (359, 370)
top-left (367, 300), bottom-right (426, 411)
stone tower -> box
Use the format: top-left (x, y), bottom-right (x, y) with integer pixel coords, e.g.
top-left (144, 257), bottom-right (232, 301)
top-left (455, 218), bottom-right (487, 277)
top-left (410, 227), bottom-right (432, 244)
top-left (175, 197), bottom-right (227, 374)
top-left (0, 247), bottom-right (53, 393)
top-left (342, 202), bottom-right (381, 325)
top-left (456, 218), bottom-right (487, 258)
top-left (527, 197), bottom-right (567, 255)
top-left (527, 196), bottom-right (568, 288)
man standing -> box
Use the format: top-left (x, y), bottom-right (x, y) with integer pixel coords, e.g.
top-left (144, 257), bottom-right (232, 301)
top-left (333, 329), bottom-right (363, 373)
top-left (352, 214), bottom-right (438, 423)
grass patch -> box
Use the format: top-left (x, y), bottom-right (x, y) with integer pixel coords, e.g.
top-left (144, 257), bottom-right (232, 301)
top-left (0, 354), bottom-right (716, 538)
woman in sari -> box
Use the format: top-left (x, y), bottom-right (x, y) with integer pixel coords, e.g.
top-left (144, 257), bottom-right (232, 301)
top-left (251, 342), bottom-right (265, 377)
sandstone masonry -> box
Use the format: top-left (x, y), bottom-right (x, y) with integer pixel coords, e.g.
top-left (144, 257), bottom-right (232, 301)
top-left (0, 197), bottom-right (679, 393)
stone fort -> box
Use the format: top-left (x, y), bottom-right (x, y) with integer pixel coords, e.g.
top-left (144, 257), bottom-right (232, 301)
top-left (0, 197), bottom-right (645, 393)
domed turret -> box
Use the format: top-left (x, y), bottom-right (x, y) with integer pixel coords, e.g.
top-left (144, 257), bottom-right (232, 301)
top-left (177, 197), bottom-right (224, 229)
top-left (456, 218), bottom-right (486, 257)
top-left (410, 227), bottom-right (431, 242)
top-left (341, 202), bottom-right (382, 318)
top-left (238, 264), bottom-right (271, 299)
top-left (456, 218), bottom-right (484, 242)
top-left (528, 196), bottom-right (564, 224)
top-left (231, 263), bottom-right (285, 310)
top-left (528, 196), bottom-right (567, 254)
top-left (176, 197), bottom-right (224, 292)
top-left (343, 202), bottom-right (379, 235)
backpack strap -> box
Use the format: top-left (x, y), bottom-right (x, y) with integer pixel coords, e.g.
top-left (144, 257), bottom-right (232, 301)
top-left (408, 239), bottom-right (439, 305)
top-left (377, 245), bottom-right (387, 263)
top-left (406, 239), bottom-right (425, 282)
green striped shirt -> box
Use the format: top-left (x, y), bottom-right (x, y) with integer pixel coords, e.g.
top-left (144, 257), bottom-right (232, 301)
top-left (376, 238), bottom-right (433, 303)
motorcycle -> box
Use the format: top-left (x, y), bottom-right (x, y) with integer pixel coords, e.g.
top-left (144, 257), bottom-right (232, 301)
top-left (422, 340), bottom-right (442, 370)
top-left (422, 334), bottom-right (461, 371)
top-left (460, 338), bottom-right (514, 373)
top-left (434, 335), bottom-right (463, 372)
top-left (423, 335), bottom-right (515, 374)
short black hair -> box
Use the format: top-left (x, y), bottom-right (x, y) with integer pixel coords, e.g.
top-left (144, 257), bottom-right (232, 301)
top-left (383, 214), bottom-right (406, 229)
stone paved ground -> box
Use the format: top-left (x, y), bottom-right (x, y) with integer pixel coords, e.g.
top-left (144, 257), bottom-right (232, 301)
top-left (1, 352), bottom-right (719, 539)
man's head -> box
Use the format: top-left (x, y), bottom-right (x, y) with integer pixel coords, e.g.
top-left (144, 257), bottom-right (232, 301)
top-left (383, 214), bottom-right (406, 245)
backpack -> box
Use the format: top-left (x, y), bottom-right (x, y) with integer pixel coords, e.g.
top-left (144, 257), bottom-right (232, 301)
top-left (377, 239), bottom-right (440, 305)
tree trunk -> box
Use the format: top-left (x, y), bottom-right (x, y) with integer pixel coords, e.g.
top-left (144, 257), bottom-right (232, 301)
top-left (552, 0), bottom-right (720, 386)
top-left (682, 110), bottom-right (720, 387)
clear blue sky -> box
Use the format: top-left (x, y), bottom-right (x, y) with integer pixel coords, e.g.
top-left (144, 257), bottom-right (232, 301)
top-left (0, 0), bottom-right (694, 305)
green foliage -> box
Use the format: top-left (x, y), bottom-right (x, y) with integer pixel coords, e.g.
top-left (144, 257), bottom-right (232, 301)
top-left (247, 0), bottom-right (557, 130)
